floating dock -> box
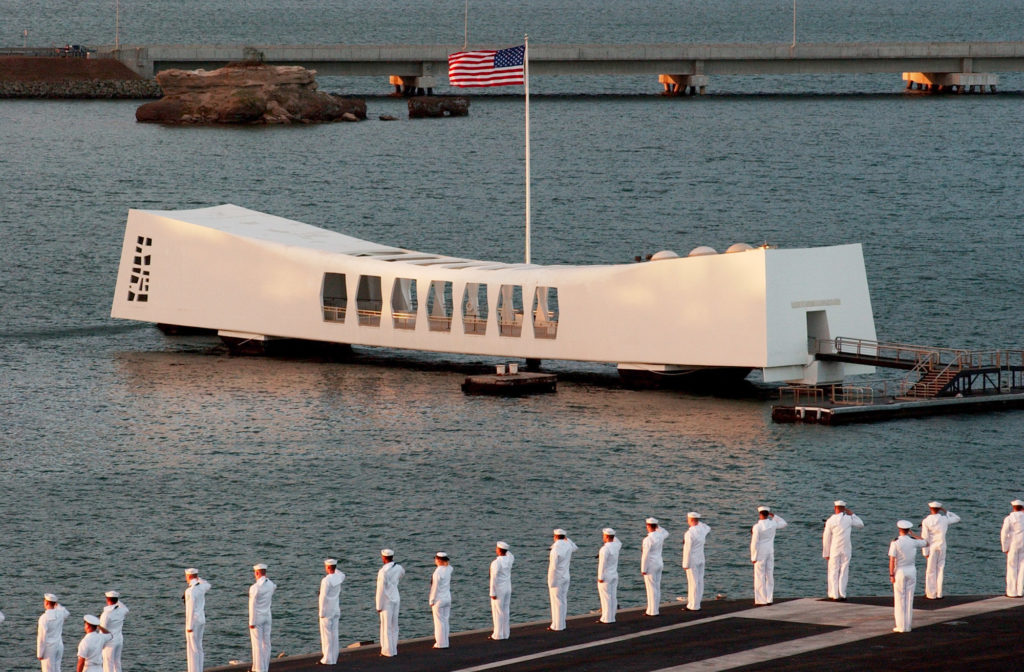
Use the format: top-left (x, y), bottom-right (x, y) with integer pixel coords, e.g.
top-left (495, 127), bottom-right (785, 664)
top-left (462, 365), bottom-right (557, 395)
top-left (206, 594), bottom-right (1024, 672)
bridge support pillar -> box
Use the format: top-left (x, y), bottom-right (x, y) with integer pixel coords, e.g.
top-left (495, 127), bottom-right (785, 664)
top-left (659, 74), bottom-right (707, 96)
top-left (389, 75), bottom-right (436, 97)
top-left (902, 72), bottom-right (998, 93)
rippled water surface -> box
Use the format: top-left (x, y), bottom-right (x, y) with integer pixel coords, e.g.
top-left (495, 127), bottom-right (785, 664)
top-left (3, 2), bottom-right (1024, 671)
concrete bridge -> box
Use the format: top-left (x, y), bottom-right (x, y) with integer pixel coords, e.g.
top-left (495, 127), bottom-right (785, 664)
top-left (101, 41), bottom-right (1024, 94)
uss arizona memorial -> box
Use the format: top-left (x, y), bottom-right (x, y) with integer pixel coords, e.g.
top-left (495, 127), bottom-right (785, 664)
top-left (111, 205), bottom-right (877, 385)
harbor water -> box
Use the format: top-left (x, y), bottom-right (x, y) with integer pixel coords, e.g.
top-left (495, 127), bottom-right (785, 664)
top-left (3, 1), bottom-right (1024, 670)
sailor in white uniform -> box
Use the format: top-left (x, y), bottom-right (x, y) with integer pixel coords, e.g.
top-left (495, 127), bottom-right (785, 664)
top-left (77, 615), bottom-right (112, 672)
top-left (641, 517), bottom-right (669, 616)
top-left (429, 552), bottom-right (453, 648)
top-left (920, 501), bottom-right (961, 599)
top-left (37, 593), bottom-right (70, 672)
top-left (184, 568), bottom-right (211, 672)
top-left (375, 549), bottom-right (405, 656)
top-left (318, 558), bottom-right (346, 664)
top-left (682, 512), bottom-right (711, 611)
top-left (248, 563), bottom-right (276, 672)
top-left (597, 528), bottom-right (621, 623)
top-left (822, 499), bottom-right (864, 600)
top-left (1001, 499), bottom-right (1024, 597)
top-left (489, 541), bottom-right (514, 640)
top-left (548, 529), bottom-right (578, 631)
top-left (750, 506), bottom-right (787, 606)
top-left (99, 590), bottom-right (128, 672)
top-left (889, 519), bottom-right (928, 632)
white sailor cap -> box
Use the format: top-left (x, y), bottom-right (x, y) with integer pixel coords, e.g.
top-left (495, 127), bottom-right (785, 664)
top-left (645, 517), bottom-right (659, 525)
top-left (253, 563), bottom-right (268, 571)
top-left (834, 500), bottom-right (847, 507)
top-left (1013, 499), bottom-right (1024, 507)
top-left (435, 552), bottom-right (449, 559)
top-left (553, 528), bottom-right (567, 536)
top-left (381, 549), bottom-right (394, 557)
top-left (185, 568), bottom-right (199, 575)
top-left (43, 593), bottom-right (59, 602)
top-left (687, 512), bottom-right (701, 519)
top-left (104, 590), bottom-right (120, 598)
top-left (897, 520), bottom-right (913, 529)
top-left (84, 614), bottom-right (101, 626)
top-left (496, 541), bottom-right (510, 550)
top-left (324, 558), bottom-right (338, 566)
top-left (602, 527), bottom-right (616, 536)
top-left (928, 501), bottom-right (943, 509)
top-left (757, 506), bottom-right (771, 513)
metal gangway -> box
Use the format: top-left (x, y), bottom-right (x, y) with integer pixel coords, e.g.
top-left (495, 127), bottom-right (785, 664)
top-left (815, 337), bottom-right (1024, 398)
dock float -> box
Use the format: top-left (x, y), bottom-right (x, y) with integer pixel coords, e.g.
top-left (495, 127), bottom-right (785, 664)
top-left (206, 594), bottom-right (1024, 672)
top-left (462, 365), bottom-right (557, 395)
top-left (773, 391), bottom-right (1024, 425)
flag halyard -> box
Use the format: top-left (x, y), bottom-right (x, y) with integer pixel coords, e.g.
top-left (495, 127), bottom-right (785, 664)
top-left (448, 45), bottom-right (525, 87)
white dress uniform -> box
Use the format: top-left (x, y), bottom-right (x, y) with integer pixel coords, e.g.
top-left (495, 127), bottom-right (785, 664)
top-left (429, 564), bottom-right (453, 648)
top-left (375, 559), bottom-right (405, 656)
top-left (489, 551), bottom-right (515, 639)
top-left (597, 535), bottom-right (622, 623)
top-left (318, 569), bottom-right (346, 664)
top-left (751, 515), bottom-right (788, 605)
top-left (889, 532), bottom-right (927, 632)
top-left (682, 520), bottom-right (711, 611)
top-left (184, 577), bottom-right (211, 672)
top-left (920, 509), bottom-right (960, 599)
top-left (37, 603), bottom-right (70, 672)
top-left (822, 511), bottom-right (864, 599)
top-left (1001, 507), bottom-right (1024, 597)
top-left (641, 526), bottom-right (669, 616)
top-left (99, 600), bottom-right (129, 672)
top-left (547, 535), bottom-right (578, 630)
top-left (248, 574), bottom-right (276, 672)
top-left (78, 630), bottom-right (112, 672)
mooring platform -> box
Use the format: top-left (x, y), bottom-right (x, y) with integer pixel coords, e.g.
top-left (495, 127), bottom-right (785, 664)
top-left (462, 371), bottom-right (558, 395)
top-left (206, 594), bottom-right (1024, 672)
top-left (772, 390), bottom-right (1024, 425)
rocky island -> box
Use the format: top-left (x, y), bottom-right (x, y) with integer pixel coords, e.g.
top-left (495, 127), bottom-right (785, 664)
top-left (135, 62), bottom-right (365, 125)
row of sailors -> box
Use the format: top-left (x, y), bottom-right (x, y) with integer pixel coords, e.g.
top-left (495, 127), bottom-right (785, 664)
top-left (22, 500), bottom-right (1024, 670)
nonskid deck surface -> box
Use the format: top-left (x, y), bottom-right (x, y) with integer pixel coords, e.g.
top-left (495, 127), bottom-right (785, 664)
top-left (208, 595), bottom-right (1024, 672)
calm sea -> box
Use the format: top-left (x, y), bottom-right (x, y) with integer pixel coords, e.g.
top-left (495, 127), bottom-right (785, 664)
top-left (2, 1), bottom-right (1024, 670)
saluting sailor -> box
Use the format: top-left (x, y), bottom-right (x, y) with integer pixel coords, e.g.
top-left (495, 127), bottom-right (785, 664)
top-left (37, 593), bottom-right (70, 672)
top-left (889, 520), bottom-right (928, 633)
top-left (920, 501), bottom-right (961, 599)
top-left (751, 506), bottom-right (787, 606)
top-left (248, 563), bottom-right (276, 672)
top-left (183, 568), bottom-right (211, 672)
top-left (489, 541), bottom-right (514, 640)
top-left (822, 499), bottom-right (864, 600)
top-left (99, 590), bottom-right (128, 672)
top-left (375, 549), bottom-right (405, 657)
top-left (682, 512), bottom-right (711, 611)
top-left (318, 558), bottom-right (346, 665)
top-left (429, 552), bottom-right (453, 649)
top-left (640, 517), bottom-right (669, 616)
top-left (1001, 499), bottom-right (1024, 597)
top-left (547, 528), bottom-right (578, 631)
top-left (597, 528), bottom-right (621, 623)
top-left (77, 615), bottom-right (112, 672)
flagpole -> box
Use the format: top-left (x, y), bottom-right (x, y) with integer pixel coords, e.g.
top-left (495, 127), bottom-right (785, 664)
top-left (524, 35), bottom-right (531, 264)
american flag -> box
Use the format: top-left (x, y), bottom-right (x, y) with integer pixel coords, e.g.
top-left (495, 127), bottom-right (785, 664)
top-left (448, 45), bottom-right (525, 87)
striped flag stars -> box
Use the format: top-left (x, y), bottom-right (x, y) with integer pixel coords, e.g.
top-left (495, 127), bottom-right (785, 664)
top-left (448, 45), bottom-right (525, 87)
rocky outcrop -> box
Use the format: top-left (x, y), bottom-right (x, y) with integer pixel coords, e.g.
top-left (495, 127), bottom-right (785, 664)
top-left (136, 62), bottom-right (366, 124)
top-left (408, 96), bottom-right (470, 118)
top-left (0, 79), bottom-right (162, 98)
